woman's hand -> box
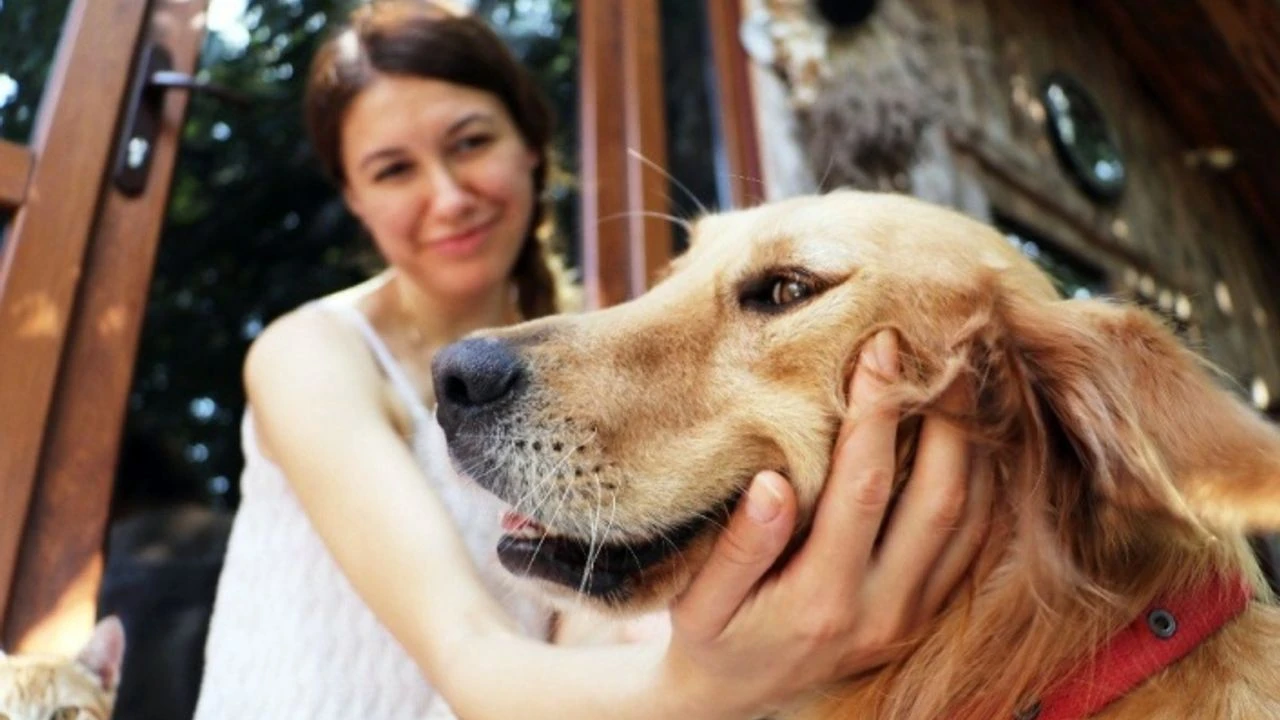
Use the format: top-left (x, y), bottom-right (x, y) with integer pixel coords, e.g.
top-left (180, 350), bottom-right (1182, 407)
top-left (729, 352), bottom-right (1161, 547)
top-left (661, 329), bottom-right (993, 719)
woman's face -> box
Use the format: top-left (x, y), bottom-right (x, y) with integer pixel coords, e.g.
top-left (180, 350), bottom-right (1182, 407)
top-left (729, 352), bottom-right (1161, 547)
top-left (340, 73), bottom-right (539, 305)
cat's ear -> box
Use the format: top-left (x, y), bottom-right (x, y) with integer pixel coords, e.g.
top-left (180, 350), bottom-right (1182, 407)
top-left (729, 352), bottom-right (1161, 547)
top-left (76, 616), bottom-right (125, 692)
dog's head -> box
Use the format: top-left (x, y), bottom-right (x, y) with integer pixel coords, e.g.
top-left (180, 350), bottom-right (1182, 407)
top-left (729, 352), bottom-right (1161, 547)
top-left (432, 191), bottom-right (1280, 612)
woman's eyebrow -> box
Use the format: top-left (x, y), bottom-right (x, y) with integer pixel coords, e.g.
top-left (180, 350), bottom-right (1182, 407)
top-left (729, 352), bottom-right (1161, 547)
top-left (447, 111), bottom-right (496, 135)
top-left (357, 147), bottom-right (405, 172)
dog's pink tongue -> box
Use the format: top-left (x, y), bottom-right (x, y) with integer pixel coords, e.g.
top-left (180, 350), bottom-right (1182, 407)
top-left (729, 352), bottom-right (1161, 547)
top-left (501, 511), bottom-right (545, 533)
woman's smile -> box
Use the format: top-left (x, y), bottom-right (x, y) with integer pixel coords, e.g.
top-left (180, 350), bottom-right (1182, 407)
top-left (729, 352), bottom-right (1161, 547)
top-left (424, 215), bottom-right (501, 258)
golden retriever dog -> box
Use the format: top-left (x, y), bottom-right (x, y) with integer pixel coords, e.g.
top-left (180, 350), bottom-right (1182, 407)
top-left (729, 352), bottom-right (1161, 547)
top-left (432, 191), bottom-right (1280, 718)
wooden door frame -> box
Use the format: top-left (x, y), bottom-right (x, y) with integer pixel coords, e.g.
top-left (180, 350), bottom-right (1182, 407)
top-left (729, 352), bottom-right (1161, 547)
top-left (578, 0), bottom-right (673, 309)
top-left (0, 141), bottom-right (33, 209)
top-left (0, 0), bottom-right (153, 642)
top-left (0, 0), bottom-right (210, 653)
top-left (706, 0), bottom-right (763, 210)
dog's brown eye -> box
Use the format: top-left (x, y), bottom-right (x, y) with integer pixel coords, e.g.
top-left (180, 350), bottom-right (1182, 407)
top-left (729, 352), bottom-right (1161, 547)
top-left (738, 269), bottom-right (822, 314)
top-left (771, 278), bottom-right (812, 306)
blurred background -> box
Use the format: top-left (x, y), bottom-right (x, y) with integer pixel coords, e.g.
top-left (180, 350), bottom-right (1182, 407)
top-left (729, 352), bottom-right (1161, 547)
top-left (1, 1), bottom-right (1278, 718)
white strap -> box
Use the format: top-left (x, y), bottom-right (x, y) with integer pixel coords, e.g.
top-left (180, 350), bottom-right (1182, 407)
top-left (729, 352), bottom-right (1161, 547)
top-left (320, 302), bottom-right (433, 427)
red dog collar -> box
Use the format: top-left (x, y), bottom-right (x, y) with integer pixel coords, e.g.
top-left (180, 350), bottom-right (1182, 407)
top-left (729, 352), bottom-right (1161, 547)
top-left (1014, 573), bottom-right (1252, 720)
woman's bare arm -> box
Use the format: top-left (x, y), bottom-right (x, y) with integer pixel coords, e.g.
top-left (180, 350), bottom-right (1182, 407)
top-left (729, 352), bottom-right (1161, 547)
top-left (245, 309), bottom-right (694, 718)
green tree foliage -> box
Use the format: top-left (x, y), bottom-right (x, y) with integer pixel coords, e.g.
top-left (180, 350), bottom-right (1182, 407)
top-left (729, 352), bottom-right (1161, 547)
top-left (0, 0), bottom-right (73, 143)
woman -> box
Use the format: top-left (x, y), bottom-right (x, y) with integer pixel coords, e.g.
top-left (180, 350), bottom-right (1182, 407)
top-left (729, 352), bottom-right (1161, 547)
top-left (194, 2), bottom-right (991, 718)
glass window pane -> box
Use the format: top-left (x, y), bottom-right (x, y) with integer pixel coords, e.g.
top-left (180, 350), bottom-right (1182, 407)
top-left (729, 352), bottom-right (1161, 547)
top-left (0, 0), bottom-right (76, 143)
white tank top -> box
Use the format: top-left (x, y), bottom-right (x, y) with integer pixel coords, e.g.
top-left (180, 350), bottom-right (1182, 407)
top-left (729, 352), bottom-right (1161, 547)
top-left (194, 302), bottom-right (550, 719)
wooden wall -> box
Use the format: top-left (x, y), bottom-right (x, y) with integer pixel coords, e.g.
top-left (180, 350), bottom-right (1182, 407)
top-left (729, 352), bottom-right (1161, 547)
top-left (745, 0), bottom-right (1280, 411)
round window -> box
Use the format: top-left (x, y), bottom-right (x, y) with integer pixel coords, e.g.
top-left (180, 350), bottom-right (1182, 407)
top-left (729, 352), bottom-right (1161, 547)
top-left (1042, 73), bottom-right (1127, 202)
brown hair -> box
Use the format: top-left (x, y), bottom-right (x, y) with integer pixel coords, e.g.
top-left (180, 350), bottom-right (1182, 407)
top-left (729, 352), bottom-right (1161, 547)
top-left (304, 0), bottom-right (574, 319)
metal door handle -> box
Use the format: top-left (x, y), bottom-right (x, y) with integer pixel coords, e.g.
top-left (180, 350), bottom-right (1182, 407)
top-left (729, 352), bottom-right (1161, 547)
top-left (146, 70), bottom-right (253, 107)
top-left (112, 41), bottom-right (252, 196)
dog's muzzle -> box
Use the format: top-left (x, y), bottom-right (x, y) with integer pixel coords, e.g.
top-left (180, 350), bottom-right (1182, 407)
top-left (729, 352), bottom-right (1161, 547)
top-left (431, 335), bottom-right (732, 603)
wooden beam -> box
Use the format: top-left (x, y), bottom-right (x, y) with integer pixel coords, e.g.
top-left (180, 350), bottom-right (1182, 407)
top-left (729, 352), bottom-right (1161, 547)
top-left (1194, 0), bottom-right (1280, 130)
top-left (621, 0), bottom-right (673, 293)
top-left (706, 0), bottom-right (763, 209)
top-left (0, 0), bottom-right (150, 632)
top-left (579, 0), bottom-right (674, 306)
top-left (1193, 0), bottom-right (1280, 281)
top-left (4, 0), bottom-right (211, 654)
top-left (0, 141), bottom-right (33, 209)
top-left (1085, 0), bottom-right (1280, 262)
top-left (579, 1), bottom-right (631, 308)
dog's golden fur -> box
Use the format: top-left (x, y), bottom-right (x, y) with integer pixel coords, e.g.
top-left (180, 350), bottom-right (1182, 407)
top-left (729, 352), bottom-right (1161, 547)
top-left (446, 191), bottom-right (1280, 718)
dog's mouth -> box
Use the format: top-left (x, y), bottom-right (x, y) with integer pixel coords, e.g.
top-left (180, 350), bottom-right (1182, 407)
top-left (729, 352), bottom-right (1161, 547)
top-left (495, 497), bottom-right (738, 602)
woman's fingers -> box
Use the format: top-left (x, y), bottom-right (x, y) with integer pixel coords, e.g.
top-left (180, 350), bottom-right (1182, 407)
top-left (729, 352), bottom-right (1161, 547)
top-left (869, 378), bottom-right (972, 613)
top-left (672, 471), bottom-right (797, 640)
top-left (916, 452), bottom-right (992, 620)
top-left (799, 330), bottom-right (901, 593)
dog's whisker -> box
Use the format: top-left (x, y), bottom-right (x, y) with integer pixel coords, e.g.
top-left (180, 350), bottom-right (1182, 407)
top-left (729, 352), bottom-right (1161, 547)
top-left (578, 494), bottom-right (602, 595)
top-left (598, 209), bottom-right (693, 234)
top-left (723, 173), bottom-right (767, 207)
top-left (605, 495), bottom-right (619, 549)
top-left (510, 460), bottom-right (552, 518)
top-left (577, 454), bottom-right (608, 596)
top-left (691, 511), bottom-right (729, 535)
top-left (519, 430), bottom-right (599, 522)
top-left (626, 147), bottom-right (707, 216)
top-left (817, 152), bottom-right (838, 192)
top-left (517, 474), bottom-right (557, 520)
top-left (453, 454), bottom-right (503, 489)
top-left (653, 530), bottom-right (693, 579)
top-left (583, 463), bottom-right (619, 583)
top-left (521, 497), bottom-right (563, 577)
top-left (521, 450), bottom-right (569, 519)
top-left (656, 189), bottom-right (703, 226)
top-left (523, 459), bottom-right (581, 576)
top-left (620, 536), bottom-right (648, 576)
top-left (520, 468), bottom-right (560, 522)
top-left (507, 428), bottom-right (597, 524)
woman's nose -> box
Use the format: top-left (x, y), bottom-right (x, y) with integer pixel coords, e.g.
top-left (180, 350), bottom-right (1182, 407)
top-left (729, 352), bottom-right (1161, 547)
top-left (424, 163), bottom-right (476, 220)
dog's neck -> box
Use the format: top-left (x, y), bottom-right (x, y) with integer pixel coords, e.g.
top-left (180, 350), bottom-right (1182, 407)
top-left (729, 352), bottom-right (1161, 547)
top-left (839, 504), bottom-right (1262, 720)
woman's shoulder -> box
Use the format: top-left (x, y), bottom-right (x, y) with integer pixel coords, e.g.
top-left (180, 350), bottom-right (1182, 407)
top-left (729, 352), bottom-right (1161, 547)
top-left (247, 304), bottom-right (353, 374)
top-left (243, 293), bottom-right (385, 407)
top-left (245, 277), bottom-right (387, 374)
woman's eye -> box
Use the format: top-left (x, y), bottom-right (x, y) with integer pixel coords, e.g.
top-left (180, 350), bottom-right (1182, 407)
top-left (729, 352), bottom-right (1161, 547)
top-left (770, 278), bottom-right (812, 306)
top-left (452, 134), bottom-right (494, 154)
top-left (372, 161), bottom-right (411, 182)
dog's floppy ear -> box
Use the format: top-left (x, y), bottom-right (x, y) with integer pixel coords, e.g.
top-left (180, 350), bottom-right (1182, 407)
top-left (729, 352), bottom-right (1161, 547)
top-left (994, 294), bottom-right (1280, 532)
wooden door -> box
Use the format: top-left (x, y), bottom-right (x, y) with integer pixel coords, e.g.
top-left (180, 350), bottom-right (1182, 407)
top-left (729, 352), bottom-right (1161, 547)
top-left (0, 0), bottom-right (209, 654)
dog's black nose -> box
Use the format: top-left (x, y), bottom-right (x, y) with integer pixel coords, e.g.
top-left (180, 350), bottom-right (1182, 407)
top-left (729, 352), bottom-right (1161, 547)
top-left (432, 338), bottom-right (525, 430)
